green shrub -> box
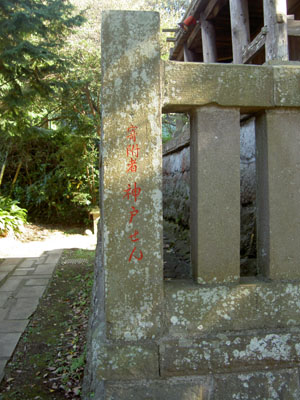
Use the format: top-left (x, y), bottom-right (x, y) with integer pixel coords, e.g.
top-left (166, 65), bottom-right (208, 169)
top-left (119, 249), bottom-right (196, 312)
top-left (0, 196), bottom-right (27, 237)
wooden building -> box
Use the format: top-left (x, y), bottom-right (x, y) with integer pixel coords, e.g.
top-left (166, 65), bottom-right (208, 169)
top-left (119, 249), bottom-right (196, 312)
top-left (168, 0), bottom-right (300, 64)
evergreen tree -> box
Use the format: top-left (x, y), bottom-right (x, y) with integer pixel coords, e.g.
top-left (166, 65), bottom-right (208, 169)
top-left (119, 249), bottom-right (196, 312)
top-left (0, 0), bottom-right (84, 137)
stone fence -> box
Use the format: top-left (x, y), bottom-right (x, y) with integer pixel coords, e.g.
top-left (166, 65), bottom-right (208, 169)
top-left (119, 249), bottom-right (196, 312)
top-left (162, 117), bottom-right (256, 263)
top-left (84, 10), bottom-right (300, 399)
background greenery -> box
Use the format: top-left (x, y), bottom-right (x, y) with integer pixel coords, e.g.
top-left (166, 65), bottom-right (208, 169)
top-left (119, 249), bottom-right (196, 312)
top-left (0, 0), bottom-right (189, 228)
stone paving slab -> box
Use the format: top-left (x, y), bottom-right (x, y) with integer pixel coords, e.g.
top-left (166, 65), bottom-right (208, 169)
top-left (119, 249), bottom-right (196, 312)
top-left (0, 279), bottom-right (22, 292)
top-left (25, 274), bottom-right (52, 280)
top-left (0, 309), bottom-right (8, 321)
top-left (7, 297), bottom-right (40, 320)
top-left (0, 259), bottom-right (21, 266)
top-left (0, 250), bottom-right (63, 383)
top-left (12, 269), bottom-right (34, 276)
top-left (0, 292), bottom-right (13, 306)
top-left (45, 254), bottom-right (61, 264)
top-left (0, 265), bottom-right (16, 272)
top-left (0, 320), bottom-right (29, 333)
top-left (16, 286), bottom-right (46, 298)
top-left (0, 333), bottom-right (22, 358)
top-left (34, 263), bottom-right (56, 275)
top-left (18, 259), bottom-right (35, 268)
top-left (25, 278), bottom-right (50, 286)
top-left (0, 272), bottom-right (8, 282)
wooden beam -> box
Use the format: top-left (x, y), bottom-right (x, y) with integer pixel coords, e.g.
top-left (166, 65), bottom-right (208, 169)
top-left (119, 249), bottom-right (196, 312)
top-left (167, 38), bottom-right (176, 42)
top-left (263, 0), bottom-right (289, 61)
top-left (183, 43), bottom-right (195, 61)
top-left (200, 13), bottom-right (217, 62)
top-left (187, 23), bottom-right (202, 49)
top-left (242, 27), bottom-right (268, 64)
top-left (170, 0), bottom-right (212, 60)
top-left (288, 19), bottom-right (300, 37)
top-left (162, 28), bottom-right (178, 32)
top-left (229, 0), bottom-right (250, 64)
top-left (203, 0), bottom-right (228, 20)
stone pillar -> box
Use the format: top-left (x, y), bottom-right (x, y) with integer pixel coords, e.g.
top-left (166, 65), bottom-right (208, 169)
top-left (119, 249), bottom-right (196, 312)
top-left (190, 106), bottom-right (240, 284)
top-left (256, 109), bottom-right (300, 280)
top-left (84, 11), bottom-right (163, 398)
top-left (101, 9), bottom-right (162, 341)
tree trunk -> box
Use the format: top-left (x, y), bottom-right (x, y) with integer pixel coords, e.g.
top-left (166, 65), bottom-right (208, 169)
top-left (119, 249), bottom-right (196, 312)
top-left (0, 151), bottom-right (8, 187)
top-left (10, 161), bottom-right (22, 193)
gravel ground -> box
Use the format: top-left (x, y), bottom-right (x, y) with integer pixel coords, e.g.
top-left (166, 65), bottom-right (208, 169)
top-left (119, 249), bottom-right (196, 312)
top-left (0, 224), bottom-right (96, 258)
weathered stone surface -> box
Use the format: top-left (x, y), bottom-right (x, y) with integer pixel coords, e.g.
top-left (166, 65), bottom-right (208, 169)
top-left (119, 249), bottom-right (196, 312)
top-left (0, 292), bottom-right (13, 306)
top-left (163, 145), bottom-right (190, 227)
top-left (0, 272), bottom-right (8, 283)
top-left (101, 10), bottom-right (163, 341)
top-left (163, 220), bottom-right (191, 279)
top-left (84, 10), bottom-right (300, 399)
top-left (256, 109), bottom-right (300, 279)
top-left (213, 368), bottom-right (300, 399)
top-left (163, 62), bottom-right (300, 113)
top-left (88, 370), bottom-right (299, 399)
top-left (240, 206), bottom-right (256, 260)
top-left (0, 279), bottom-right (21, 292)
top-left (18, 259), bottom-right (35, 269)
top-left (105, 376), bottom-right (213, 400)
top-left (0, 308), bottom-right (7, 321)
top-left (0, 320), bottom-right (28, 333)
top-left (190, 106), bottom-right (240, 284)
top-left (25, 278), bottom-right (49, 286)
top-left (97, 344), bottom-right (159, 380)
top-left (162, 62), bottom-right (274, 112)
top-left (0, 258), bottom-right (20, 266)
top-left (164, 280), bottom-right (257, 336)
top-left (0, 264), bottom-right (17, 272)
top-left (13, 269), bottom-right (33, 276)
top-left (83, 10), bottom-right (163, 399)
top-left (256, 283), bottom-right (300, 328)
top-left (274, 64), bottom-right (300, 106)
top-left (164, 280), bottom-right (300, 337)
top-left (160, 331), bottom-right (300, 376)
top-left (45, 252), bottom-right (62, 265)
top-left (34, 263), bottom-right (56, 275)
top-left (7, 297), bottom-right (39, 319)
top-left (15, 286), bottom-right (46, 298)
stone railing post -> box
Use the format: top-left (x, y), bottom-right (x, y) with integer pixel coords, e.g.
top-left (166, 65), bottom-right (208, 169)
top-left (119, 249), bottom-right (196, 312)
top-left (256, 108), bottom-right (300, 280)
top-left (101, 10), bottom-right (163, 340)
top-left (190, 106), bottom-right (240, 284)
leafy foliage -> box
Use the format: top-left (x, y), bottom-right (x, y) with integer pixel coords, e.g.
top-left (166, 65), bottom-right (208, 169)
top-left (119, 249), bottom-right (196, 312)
top-left (0, 196), bottom-right (27, 236)
top-left (0, 0), bottom-right (84, 135)
top-left (0, 0), bottom-right (189, 225)
top-left (0, 0), bottom-right (99, 224)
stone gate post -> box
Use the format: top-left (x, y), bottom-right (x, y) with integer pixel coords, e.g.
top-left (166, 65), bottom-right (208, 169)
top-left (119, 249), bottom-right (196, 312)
top-left (84, 10), bottom-right (163, 398)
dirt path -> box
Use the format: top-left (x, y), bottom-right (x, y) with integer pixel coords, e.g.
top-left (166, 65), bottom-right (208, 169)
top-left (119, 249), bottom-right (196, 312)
top-left (0, 224), bottom-right (96, 258)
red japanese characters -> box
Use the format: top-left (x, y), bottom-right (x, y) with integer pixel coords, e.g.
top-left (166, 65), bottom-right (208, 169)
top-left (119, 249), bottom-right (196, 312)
top-left (123, 125), bottom-right (143, 262)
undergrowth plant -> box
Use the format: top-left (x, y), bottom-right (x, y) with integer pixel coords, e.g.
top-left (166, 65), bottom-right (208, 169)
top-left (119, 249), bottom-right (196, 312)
top-left (0, 196), bottom-right (27, 237)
